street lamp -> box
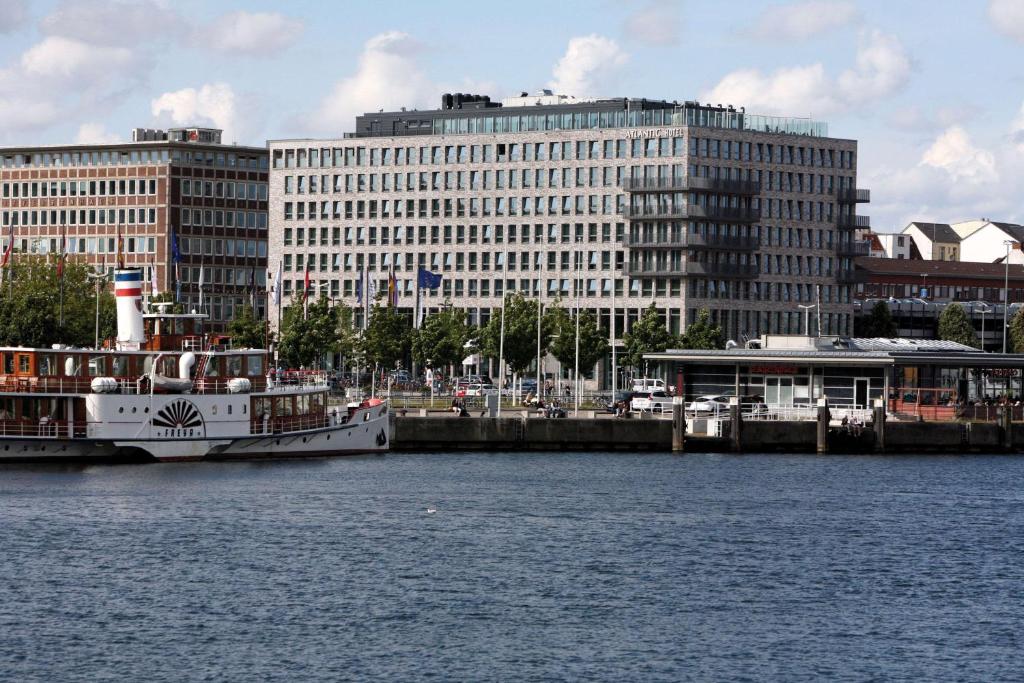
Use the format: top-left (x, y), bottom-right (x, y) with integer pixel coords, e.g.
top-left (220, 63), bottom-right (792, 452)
top-left (977, 303), bottom-right (992, 352)
top-left (798, 303), bottom-right (817, 336)
top-left (1003, 240), bottom-right (1014, 354)
top-left (87, 268), bottom-right (109, 350)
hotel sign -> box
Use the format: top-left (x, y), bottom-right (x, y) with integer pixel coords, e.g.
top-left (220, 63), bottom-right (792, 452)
top-left (625, 128), bottom-right (685, 139)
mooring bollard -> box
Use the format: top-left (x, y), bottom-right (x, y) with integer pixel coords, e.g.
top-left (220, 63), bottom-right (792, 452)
top-left (816, 397), bottom-right (830, 455)
top-left (729, 396), bottom-right (741, 452)
top-left (671, 396), bottom-right (685, 453)
top-left (872, 398), bottom-right (886, 453)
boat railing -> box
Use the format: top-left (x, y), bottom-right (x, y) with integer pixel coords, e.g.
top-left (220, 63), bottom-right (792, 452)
top-left (0, 419), bottom-right (88, 439)
top-left (249, 413), bottom-right (332, 435)
top-left (262, 371), bottom-right (330, 392)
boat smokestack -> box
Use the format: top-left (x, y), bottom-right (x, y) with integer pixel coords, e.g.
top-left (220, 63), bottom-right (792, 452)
top-left (114, 268), bottom-right (145, 349)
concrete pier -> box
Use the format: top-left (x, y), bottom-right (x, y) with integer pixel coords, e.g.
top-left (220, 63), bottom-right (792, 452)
top-left (391, 413), bottom-right (1024, 454)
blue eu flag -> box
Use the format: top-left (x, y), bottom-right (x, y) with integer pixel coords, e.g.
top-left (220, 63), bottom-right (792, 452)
top-left (417, 268), bottom-right (442, 289)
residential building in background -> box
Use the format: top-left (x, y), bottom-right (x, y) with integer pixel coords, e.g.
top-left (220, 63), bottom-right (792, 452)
top-left (269, 92), bottom-right (869, 381)
top-left (898, 218), bottom-right (1024, 265)
top-left (876, 232), bottom-right (911, 259)
top-left (0, 127), bottom-right (269, 331)
top-left (902, 222), bottom-right (960, 261)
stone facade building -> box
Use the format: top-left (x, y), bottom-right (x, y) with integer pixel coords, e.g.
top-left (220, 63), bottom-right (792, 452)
top-left (0, 127), bottom-right (269, 331)
top-left (269, 94), bottom-right (868, 379)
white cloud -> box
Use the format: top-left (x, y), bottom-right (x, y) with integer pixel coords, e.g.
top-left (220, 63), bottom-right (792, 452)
top-left (547, 35), bottom-right (629, 97)
top-left (701, 29), bottom-right (910, 116)
top-left (746, 0), bottom-right (859, 41)
top-left (990, 0), bottom-right (1024, 42)
top-left (920, 126), bottom-right (998, 185)
top-left (21, 36), bottom-right (136, 85)
top-left (75, 122), bottom-right (122, 144)
top-left (195, 11), bottom-right (303, 56)
top-left (622, 1), bottom-right (681, 46)
top-left (40, 0), bottom-right (183, 47)
top-left (0, 0), bottom-right (28, 33)
top-left (151, 83), bottom-right (241, 142)
top-left (307, 31), bottom-right (436, 135)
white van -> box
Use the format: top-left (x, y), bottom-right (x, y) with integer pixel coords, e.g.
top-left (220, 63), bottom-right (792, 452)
top-left (631, 378), bottom-right (667, 393)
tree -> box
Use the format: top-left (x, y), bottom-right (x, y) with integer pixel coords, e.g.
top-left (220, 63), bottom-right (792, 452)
top-left (479, 293), bottom-right (551, 375)
top-left (277, 296), bottom-right (340, 368)
top-left (938, 303), bottom-right (979, 348)
top-left (856, 300), bottom-right (898, 337)
top-left (622, 303), bottom-right (677, 374)
top-left (680, 308), bottom-right (726, 350)
top-left (227, 303), bottom-right (266, 349)
top-left (412, 305), bottom-right (474, 371)
top-left (360, 304), bottom-right (412, 369)
top-left (0, 256), bottom-right (115, 348)
top-left (1009, 307), bottom-right (1024, 353)
top-left (548, 306), bottom-right (610, 378)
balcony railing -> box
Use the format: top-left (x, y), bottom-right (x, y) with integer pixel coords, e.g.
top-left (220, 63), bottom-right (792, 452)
top-left (837, 214), bottom-right (871, 230)
top-left (685, 262), bottom-right (760, 278)
top-left (836, 188), bottom-right (871, 203)
top-left (836, 240), bottom-right (871, 257)
top-left (621, 176), bottom-right (761, 195)
top-left (621, 205), bottom-right (761, 223)
top-left (621, 234), bottom-right (760, 250)
top-left (622, 263), bottom-right (684, 278)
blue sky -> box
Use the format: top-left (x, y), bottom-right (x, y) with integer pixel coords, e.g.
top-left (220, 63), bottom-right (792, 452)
top-left (1, 0), bottom-right (1022, 231)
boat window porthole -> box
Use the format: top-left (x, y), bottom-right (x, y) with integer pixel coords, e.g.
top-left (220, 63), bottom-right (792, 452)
top-left (144, 407), bottom-right (149, 413)
top-left (131, 407), bottom-right (137, 413)
top-left (118, 407), bottom-right (124, 413)
top-left (212, 405), bottom-right (218, 415)
top-left (228, 405), bottom-right (233, 415)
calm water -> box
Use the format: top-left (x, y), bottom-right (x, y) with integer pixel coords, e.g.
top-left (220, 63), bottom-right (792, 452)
top-left (2, 452), bottom-right (1023, 682)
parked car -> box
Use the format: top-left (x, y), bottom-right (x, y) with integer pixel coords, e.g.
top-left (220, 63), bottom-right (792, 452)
top-left (631, 390), bottom-right (674, 413)
top-left (686, 395), bottom-right (731, 415)
top-left (632, 377), bottom-right (667, 393)
top-left (465, 383), bottom-right (498, 397)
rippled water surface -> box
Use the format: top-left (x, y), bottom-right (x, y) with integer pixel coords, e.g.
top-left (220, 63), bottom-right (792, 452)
top-left (2, 452), bottom-right (1024, 681)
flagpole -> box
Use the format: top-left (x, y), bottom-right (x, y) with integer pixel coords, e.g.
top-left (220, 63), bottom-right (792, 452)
top-left (497, 248), bottom-right (507, 418)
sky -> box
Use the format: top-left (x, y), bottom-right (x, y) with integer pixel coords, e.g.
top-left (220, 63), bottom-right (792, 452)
top-left (0, 0), bottom-right (1022, 232)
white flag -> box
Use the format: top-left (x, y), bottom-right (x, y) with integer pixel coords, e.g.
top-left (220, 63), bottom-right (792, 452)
top-left (273, 265), bottom-right (282, 306)
top-left (151, 263), bottom-right (159, 296)
top-left (198, 264), bottom-right (205, 308)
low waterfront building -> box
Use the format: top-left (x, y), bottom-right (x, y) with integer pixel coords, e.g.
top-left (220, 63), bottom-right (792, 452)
top-left (646, 334), bottom-right (1024, 417)
top-left (0, 127), bottom-right (269, 331)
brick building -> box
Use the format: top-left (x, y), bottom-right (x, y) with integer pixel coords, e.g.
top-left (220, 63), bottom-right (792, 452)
top-left (0, 127), bottom-right (269, 330)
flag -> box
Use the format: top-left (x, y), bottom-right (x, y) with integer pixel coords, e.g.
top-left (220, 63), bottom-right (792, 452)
top-left (368, 278), bottom-right (378, 302)
top-left (171, 230), bottom-right (181, 302)
top-left (116, 227), bottom-right (125, 269)
top-left (150, 260), bottom-right (159, 296)
top-left (355, 268), bottom-right (363, 304)
top-left (1, 224), bottom-right (13, 267)
top-left (198, 263), bottom-right (205, 308)
top-left (273, 264), bottom-right (282, 306)
top-left (417, 268), bottom-right (442, 289)
top-left (303, 265), bottom-right (310, 301)
top-left (56, 230), bottom-right (66, 281)
top-left (387, 270), bottom-right (397, 307)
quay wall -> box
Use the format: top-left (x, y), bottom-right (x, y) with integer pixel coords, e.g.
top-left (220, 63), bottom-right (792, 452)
top-left (391, 415), bottom-right (1024, 454)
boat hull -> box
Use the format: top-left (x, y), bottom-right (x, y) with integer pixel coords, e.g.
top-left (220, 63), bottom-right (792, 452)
top-left (0, 404), bottom-right (390, 463)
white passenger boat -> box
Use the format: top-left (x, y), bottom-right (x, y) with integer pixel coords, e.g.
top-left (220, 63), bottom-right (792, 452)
top-left (0, 268), bottom-right (389, 462)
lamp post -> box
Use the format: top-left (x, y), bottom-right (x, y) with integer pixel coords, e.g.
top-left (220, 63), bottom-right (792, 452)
top-left (87, 268), bottom-right (108, 350)
top-left (574, 241), bottom-right (581, 416)
top-left (798, 303), bottom-right (817, 336)
top-left (978, 303), bottom-right (992, 352)
top-left (921, 273), bottom-right (928, 300)
top-left (1003, 240), bottom-right (1014, 354)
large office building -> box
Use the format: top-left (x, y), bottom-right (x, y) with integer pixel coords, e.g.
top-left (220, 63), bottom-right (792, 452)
top-left (269, 92), bottom-right (868, 376)
top-left (0, 127), bottom-right (269, 331)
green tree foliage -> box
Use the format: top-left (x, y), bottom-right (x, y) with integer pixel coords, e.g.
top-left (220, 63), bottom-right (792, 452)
top-left (1009, 307), bottom-right (1024, 353)
top-left (0, 256), bottom-right (115, 348)
top-left (622, 303), bottom-right (677, 372)
top-left (680, 308), bottom-right (726, 350)
top-left (480, 293), bottom-right (551, 374)
top-left (938, 303), bottom-right (979, 348)
top-left (856, 300), bottom-right (898, 337)
top-left (359, 304), bottom-right (412, 369)
top-left (548, 306), bottom-right (611, 376)
top-left (278, 296), bottom-right (341, 368)
top-left (227, 303), bottom-right (266, 349)
top-left (412, 305), bottom-right (474, 370)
